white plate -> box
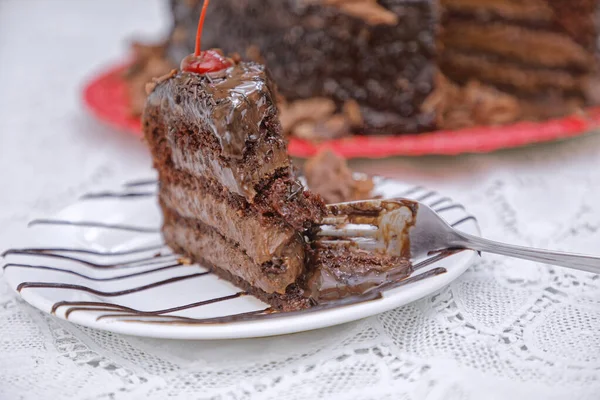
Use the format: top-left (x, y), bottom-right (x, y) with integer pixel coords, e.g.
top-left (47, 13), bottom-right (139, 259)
top-left (2, 176), bottom-right (479, 340)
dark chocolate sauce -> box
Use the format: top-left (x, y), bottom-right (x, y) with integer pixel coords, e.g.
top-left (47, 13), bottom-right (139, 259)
top-left (414, 250), bottom-right (462, 271)
top-left (434, 204), bottom-right (466, 214)
top-left (4, 250), bottom-right (177, 269)
top-left (3, 244), bottom-right (166, 258)
top-left (17, 272), bottom-right (210, 295)
top-left (428, 197), bottom-right (452, 209)
top-left (123, 178), bottom-right (158, 188)
top-left (398, 186), bottom-right (424, 197)
top-left (81, 191), bottom-right (156, 200)
top-left (4, 262), bottom-right (185, 281)
top-left (96, 292), bottom-right (245, 320)
top-left (415, 191), bottom-right (438, 202)
top-left (450, 216), bottom-right (477, 228)
top-left (99, 267), bottom-right (448, 325)
top-left (28, 219), bottom-right (160, 233)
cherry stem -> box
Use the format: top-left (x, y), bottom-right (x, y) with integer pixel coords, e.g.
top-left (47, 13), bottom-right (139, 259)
top-left (194, 0), bottom-right (210, 57)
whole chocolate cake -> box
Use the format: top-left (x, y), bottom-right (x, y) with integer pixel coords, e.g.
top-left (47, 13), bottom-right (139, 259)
top-left (129, 0), bottom-right (600, 139)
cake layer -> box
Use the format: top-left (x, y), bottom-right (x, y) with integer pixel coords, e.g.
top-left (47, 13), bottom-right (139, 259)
top-left (545, 0), bottom-right (600, 51)
top-left (441, 49), bottom-right (584, 94)
top-left (441, 0), bottom-right (554, 26)
top-left (159, 179), bottom-right (305, 265)
top-left (442, 21), bottom-right (593, 70)
top-left (442, 0), bottom-right (600, 54)
top-left (168, 0), bottom-right (438, 134)
top-left (143, 64), bottom-right (289, 200)
top-left (161, 203), bottom-right (305, 294)
top-left (156, 160), bottom-right (326, 229)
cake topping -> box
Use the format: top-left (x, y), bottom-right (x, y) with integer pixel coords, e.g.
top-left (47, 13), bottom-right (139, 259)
top-left (422, 73), bottom-right (520, 130)
top-left (304, 0), bottom-right (399, 26)
top-left (180, 0), bottom-right (232, 74)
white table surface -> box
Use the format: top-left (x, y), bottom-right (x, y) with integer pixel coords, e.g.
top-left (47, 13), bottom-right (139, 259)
top-left (1, 1), bottom-right (599, 399)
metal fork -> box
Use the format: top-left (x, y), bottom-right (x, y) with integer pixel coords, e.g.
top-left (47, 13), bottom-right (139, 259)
top-left (317, 199), bottom-right (600, 274)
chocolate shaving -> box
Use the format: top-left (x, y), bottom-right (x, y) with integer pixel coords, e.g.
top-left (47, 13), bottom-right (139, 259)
top-left (279, 97), bottom-right (336, 133)
top-left (422, 73), bottom-right (521, 130)
top-left (124, 41), bottom-right (175, 116)
top-left (343, 99), bottom-right (364, 128)
top-left (145, 69), bottom-right (178, 95)
top-left (313, 114), bottom-right (351, 140)
top-left (304, 0), bottom-right (398, 26)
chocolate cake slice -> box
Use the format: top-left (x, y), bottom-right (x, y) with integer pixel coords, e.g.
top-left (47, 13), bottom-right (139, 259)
top-left (144, 58), bottom-right (321, 304)
top-left (144, 57), bottom-right (414, 310)
top-left (144, 59), bottom-right (414, 310)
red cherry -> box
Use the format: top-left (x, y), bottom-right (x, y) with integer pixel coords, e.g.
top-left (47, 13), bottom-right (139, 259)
top-left (181, 50), bottom-right (232, 74)
top-left (180, 0), bottom-right (232, 74)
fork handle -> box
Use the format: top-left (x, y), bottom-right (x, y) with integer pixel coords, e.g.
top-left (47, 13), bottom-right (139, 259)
top-left (455, 233), bottom-right (600, 274)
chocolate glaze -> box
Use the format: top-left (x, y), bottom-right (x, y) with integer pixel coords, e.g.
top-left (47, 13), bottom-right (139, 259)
top-left (144, 62), bottom-right (291, 200)
top-left (148, 63), bottom-right (275, 159)
top-left (306, 243), bottom-right (413, 302)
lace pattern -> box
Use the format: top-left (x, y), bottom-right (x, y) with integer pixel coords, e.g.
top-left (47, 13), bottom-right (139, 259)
top-left (1, 0), bottom-right (600, 398)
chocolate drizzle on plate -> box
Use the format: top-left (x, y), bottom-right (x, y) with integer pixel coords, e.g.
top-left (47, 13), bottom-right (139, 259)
top-left (4, 262), bottom-right (185, 281)
top-left (2, 181), bottom-right (478, 327)
top-left (123, 178), bottom-right (158, 188)
top-left (17, 272), bottom-right (210, 295)
top-left (28, 219), bottom-right (160, 233)
top-left (3, 244), bottom-right (166, 257)
top-left (450, 216), bottom-right (478, 227)
top-left (3, 249), bottom-right (177, 269)
top-left (80, 191), bottom-right (156, 200)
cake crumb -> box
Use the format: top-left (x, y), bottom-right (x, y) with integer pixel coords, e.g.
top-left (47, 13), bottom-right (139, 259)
top-left (124, 41), bottom-right (174, 116)
top-left (343, 99), bottom-right (364, 128)
top-left (305, 0), bottom-right (398, 25)
top-left (304, 149), bottom-right (374, 204)
top-left (146, 69), bottom-right (178, 95)
top-left (178, 257), bottom-right (193, 265)
top-left (422, 73), bottom-right (520, 130)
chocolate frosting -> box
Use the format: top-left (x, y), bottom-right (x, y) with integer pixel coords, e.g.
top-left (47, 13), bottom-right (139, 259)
top-left (144, 61), bottom-right (291, 200)
top-left (148, 62), bottom-right (277, 160)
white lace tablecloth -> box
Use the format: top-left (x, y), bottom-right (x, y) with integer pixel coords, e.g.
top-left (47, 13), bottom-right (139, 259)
top-left (1, 1), bottom-right (599, 399)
